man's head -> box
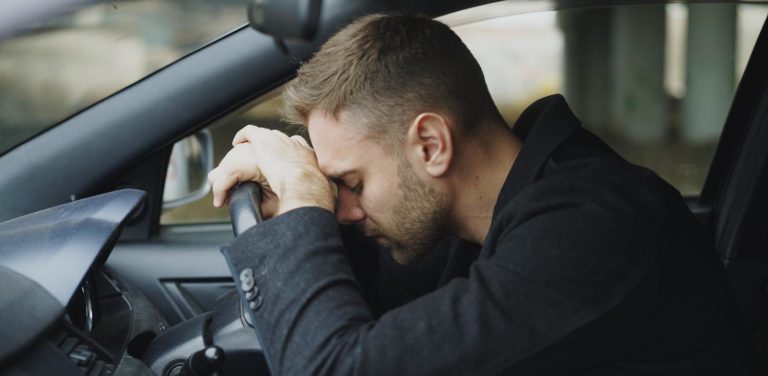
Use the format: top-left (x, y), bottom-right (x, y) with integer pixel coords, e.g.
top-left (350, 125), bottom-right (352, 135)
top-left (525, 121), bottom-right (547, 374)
top-left (283, 14), bottom-right (505, 263)
top-left (283, 13), bottom-right (500, 145)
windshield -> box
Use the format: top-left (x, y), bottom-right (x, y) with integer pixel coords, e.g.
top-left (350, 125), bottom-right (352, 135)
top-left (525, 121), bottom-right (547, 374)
top-left (0, 0), bottom-right (246, 155)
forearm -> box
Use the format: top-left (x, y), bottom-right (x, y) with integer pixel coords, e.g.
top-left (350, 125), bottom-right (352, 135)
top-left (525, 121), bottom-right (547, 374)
top-left (223, 208), bottom-right (372, 374)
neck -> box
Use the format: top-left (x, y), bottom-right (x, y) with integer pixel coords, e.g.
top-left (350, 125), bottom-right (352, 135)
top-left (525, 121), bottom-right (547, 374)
top-left (449, 123), bottom-right (521, 245)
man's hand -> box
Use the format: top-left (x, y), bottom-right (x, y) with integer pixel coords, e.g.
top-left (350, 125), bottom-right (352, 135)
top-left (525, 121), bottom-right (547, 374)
top-left (207, 125), bottom-right (335, 218)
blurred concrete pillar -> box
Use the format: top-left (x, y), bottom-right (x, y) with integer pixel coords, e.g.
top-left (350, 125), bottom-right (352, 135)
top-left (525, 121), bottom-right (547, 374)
top-left (682, 4), bottom-right (736, 143)
top-left (610, 6), bottom-right (667, 142)
top-left (558, 9), bottom-right (613, 132)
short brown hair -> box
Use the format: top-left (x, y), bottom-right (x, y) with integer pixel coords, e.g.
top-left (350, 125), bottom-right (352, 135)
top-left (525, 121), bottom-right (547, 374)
top-left (282, 13), bottom-right (499, 142)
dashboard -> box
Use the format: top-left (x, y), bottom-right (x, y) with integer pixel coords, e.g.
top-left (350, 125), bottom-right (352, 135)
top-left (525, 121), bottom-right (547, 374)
top-left (0, 189), bottom-right (268, 376)
top-left (0, 189), bottom-right (160, 375)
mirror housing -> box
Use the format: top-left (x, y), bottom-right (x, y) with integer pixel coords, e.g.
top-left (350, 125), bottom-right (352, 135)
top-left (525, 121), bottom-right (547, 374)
top-left (247, 0), bottom-right (322, 42)
top-left (162, 130), bottom-right (214, 210)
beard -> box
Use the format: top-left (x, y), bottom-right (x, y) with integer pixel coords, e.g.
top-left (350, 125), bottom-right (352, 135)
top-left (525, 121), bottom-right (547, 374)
top-left (366, 157), bottom-right (450, 265)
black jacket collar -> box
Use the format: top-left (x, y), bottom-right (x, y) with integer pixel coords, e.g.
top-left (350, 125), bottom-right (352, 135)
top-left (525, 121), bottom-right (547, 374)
top-left (492, 94), bottom-right (581, 221)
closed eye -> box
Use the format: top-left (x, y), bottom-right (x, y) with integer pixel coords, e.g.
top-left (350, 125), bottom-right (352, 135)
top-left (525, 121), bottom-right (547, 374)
top-left (329, 174), bottom-right (362, 194)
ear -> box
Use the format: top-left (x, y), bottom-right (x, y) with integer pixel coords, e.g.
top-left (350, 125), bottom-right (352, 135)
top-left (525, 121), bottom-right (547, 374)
top-left (404, 112), bottom-right (453, 177)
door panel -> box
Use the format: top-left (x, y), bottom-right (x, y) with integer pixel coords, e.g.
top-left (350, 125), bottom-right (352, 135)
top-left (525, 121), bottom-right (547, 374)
top-left (107, 224), bottom-right (234, 325)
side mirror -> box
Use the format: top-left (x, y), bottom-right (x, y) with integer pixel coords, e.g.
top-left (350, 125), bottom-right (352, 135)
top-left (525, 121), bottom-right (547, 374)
top-left (162, 130), bottom-right (214, 210)
top-left (247, 0), bottom-right (322, 42)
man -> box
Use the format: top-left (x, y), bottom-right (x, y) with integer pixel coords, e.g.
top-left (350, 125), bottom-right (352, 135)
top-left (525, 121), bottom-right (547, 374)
top-left (207, 13), bottom-right (750, 375)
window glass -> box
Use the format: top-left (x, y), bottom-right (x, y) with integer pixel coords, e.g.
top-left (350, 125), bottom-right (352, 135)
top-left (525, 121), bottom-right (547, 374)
top-left (452, 2), bottom-right (768, 196)
top-left (0, 0), bottom-right (246, 155)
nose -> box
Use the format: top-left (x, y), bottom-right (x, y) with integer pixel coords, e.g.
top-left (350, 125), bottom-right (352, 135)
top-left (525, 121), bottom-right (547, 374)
top-left (335, 187), bottom-right (366, 225)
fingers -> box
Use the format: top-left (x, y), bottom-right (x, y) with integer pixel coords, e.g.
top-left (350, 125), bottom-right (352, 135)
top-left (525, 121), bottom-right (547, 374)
top-left (208, 144), bottom-right (265, 207)
top-left (233, 125), bottom-right (312, 156)
top-left (232, 125), bottom-right (261, 146)
top-left (233, 125), bottom-right (293, 146)
top-left (208, 168), bottom-right (239, 207)
top-left (290, 134), bottom-right (312, 149)
top-left (213, 125), bottom-right (331, 214)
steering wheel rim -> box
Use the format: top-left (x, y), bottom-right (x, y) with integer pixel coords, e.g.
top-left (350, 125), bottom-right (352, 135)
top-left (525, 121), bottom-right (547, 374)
top-left (229, 182), bottom-right (264, 236)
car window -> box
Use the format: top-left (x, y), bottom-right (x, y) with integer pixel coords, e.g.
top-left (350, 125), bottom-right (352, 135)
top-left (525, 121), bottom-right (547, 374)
top-left (450, 2), bottom-right (768, 196)
top-left (162, 2), bottom-right (768, 225)
top-left (0, 0), bottom-right (246, 156)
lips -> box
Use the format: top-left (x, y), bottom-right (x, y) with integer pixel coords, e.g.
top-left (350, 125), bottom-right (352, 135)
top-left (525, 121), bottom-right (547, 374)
top-left (375, 236), bottom-right (389, 246)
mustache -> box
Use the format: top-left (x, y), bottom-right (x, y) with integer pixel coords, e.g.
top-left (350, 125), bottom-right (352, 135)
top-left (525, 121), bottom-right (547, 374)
top-left (358, 223), bottom-right (381, 238)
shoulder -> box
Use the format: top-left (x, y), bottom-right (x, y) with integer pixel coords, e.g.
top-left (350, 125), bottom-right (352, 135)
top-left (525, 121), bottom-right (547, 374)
top-left (483, 152), bottom-right (687, 286)
top-left (497, 147), bottom-right (682, 236)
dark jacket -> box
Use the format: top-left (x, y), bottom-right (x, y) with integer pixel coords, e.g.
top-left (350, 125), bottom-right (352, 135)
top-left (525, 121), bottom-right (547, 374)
top-left (223, 95), bottom-right (750, 375)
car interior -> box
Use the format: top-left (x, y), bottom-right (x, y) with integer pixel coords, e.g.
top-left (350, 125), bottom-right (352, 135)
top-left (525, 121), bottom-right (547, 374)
top-left (0, 0), bottom-right (767, 375)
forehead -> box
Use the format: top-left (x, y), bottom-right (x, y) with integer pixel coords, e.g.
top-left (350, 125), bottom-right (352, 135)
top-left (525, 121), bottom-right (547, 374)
top-left (307, 110), bottom-right (377, 177)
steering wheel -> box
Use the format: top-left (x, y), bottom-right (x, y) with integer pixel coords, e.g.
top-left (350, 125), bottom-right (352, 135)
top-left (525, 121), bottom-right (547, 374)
top-left (142, 181), bottom-right (271, 376)
top-left (229, 182), bottom-right (264, 236)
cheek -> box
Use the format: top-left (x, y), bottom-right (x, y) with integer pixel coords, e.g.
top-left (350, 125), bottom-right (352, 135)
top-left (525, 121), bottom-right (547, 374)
top-left (359, 178), bottom-right (400, 219)
top-left (360, 146), bottom-right (402, 221)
